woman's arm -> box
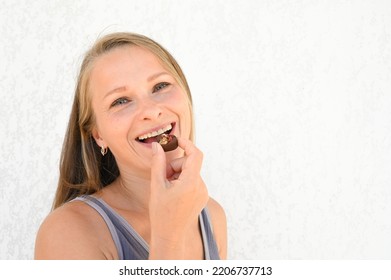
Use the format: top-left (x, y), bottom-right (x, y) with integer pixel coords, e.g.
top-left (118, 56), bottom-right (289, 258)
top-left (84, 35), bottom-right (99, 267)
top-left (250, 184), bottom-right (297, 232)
top-left (148, 138), bottom-right (209, 259)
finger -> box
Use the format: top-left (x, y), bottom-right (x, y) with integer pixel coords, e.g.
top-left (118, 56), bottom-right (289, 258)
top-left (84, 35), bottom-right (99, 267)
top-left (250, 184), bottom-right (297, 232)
top-left (166, 157), bottom-right (185, 174)
top-left (166, 156), bottom-right (186, 180)
top-left (176, 138), bottom-right (203, 179)
top-left (177, 137), bottom-right (197, 155)
top-left (150, 142), bottom-right (167, 189)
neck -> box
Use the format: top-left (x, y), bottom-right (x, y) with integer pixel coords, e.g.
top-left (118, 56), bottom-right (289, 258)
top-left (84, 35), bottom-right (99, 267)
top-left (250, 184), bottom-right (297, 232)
top-left (110, 170), bottom-right (152, 212)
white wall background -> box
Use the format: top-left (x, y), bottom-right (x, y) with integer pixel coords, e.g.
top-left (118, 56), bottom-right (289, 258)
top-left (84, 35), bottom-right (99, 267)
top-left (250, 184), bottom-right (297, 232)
top-left (1, 0), bottom-right (390, 259)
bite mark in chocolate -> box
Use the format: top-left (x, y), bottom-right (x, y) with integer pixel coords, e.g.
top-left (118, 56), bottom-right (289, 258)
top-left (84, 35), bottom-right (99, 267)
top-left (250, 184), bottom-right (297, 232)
top-left (157, 133), bottom-right (178, 152)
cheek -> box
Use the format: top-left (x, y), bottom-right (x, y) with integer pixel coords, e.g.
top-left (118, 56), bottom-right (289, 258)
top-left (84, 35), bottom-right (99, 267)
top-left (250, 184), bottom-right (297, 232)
top-left (97, 113), bottom-right (129, 142)
top-left (172, 95), bottom-right (192, 138)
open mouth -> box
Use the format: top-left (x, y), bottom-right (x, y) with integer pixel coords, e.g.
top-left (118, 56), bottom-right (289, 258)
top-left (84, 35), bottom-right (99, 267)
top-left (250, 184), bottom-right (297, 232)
top-left (136, 123), bottom-right (175, 144)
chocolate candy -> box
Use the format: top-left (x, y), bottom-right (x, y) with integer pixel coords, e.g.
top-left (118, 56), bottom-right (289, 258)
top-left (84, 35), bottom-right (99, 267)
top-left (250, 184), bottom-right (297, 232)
top-left (157, 133), bottom-right (178, 152)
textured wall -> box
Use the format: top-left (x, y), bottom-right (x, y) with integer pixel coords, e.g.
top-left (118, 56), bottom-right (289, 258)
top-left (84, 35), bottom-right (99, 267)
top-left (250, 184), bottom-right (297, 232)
top-left (1, 0), bottom-right (390, 259)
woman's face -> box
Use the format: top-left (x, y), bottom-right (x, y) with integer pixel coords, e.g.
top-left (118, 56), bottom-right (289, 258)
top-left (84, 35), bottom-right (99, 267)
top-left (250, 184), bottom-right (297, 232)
top-left (89, 46), bottom-right (191, 177)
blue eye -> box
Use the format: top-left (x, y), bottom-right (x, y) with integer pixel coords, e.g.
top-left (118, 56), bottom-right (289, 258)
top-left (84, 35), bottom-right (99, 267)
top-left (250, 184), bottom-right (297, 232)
top-left (111, 97), bottom-right (129, 107)
top-left (153, 82), bottom-right (170, 92)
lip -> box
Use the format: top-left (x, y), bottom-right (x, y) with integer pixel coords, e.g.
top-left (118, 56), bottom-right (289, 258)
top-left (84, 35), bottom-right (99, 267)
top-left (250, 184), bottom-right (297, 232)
top-left (135, 122), bottom-right (176, 147)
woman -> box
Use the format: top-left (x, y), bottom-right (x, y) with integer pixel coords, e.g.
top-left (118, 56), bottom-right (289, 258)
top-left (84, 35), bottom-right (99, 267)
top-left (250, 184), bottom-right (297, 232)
top-left (34, 32), bottom-right (227, 260)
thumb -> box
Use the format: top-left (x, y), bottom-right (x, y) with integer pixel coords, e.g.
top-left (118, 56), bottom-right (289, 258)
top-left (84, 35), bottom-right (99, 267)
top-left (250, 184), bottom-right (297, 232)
top-left (150, 142), bottom-right (167, 189)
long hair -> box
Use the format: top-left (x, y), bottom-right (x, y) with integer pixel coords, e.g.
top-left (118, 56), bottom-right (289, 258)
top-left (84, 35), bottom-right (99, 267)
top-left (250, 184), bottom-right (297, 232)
top-left (52, 32), bottom-right (194, 209)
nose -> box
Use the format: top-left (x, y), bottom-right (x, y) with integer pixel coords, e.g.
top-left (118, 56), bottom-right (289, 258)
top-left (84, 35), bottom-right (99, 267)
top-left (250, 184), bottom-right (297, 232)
top-left (137, 97), bottom-right (162, 121)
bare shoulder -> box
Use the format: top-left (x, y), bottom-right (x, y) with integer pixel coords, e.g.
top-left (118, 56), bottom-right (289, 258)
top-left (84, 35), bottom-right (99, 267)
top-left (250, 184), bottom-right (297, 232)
top-left (34, 200), bottom-right (116, 260)
top-left (207, 197), bottom-right (226, 224)
top-left (207, 197), bottom-right (228, 259)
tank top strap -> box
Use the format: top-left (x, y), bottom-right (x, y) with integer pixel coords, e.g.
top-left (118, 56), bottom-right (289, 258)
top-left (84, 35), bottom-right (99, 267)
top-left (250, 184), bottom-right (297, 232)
top-left (73, 195), bottom-right (220, 260)
top-left (200, 207), bottom-right (220, 260)
top-left (73, 195), bottom-right (149, 259)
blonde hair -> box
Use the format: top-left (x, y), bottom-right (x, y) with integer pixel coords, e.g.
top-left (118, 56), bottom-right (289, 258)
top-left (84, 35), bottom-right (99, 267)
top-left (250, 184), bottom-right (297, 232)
top-left (53, 32), bottom-right (194, 209)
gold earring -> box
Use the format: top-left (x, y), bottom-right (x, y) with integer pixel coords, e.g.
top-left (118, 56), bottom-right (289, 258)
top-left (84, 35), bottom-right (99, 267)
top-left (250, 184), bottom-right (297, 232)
top-left (101, 146), bottom-right (108, 156)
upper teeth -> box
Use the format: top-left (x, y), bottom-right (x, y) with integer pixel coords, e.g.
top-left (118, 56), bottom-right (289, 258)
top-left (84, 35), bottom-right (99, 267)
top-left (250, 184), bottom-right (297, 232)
top-left (138, 124), bottom-right (172, 140)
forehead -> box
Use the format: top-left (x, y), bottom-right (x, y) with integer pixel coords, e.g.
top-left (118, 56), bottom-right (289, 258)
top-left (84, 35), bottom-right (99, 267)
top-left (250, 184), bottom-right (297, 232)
top-left (88, 45), bottom-right (168, 93)
top-left (95, 45), bottom-right (162, 69)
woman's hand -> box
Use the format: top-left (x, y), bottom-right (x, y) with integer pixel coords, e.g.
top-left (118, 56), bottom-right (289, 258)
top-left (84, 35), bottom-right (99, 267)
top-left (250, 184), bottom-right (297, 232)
top-left (148, 138), bottom-right (209, 259)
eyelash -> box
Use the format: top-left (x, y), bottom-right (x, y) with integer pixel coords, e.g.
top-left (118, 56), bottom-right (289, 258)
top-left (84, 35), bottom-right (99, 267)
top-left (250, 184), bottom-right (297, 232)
top-left (110, 82), bottom-right (171, 108)
top-left (153, 82), bottom-right (170, 92)
top-left (111, 97), bottom-right (129, 107)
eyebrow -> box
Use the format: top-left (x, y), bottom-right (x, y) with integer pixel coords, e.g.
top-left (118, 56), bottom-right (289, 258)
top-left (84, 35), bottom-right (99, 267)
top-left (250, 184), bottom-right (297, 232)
top-left (147, 71), bottom-right (170, 82)
top-left (104, 86), bottom-right (127, 99)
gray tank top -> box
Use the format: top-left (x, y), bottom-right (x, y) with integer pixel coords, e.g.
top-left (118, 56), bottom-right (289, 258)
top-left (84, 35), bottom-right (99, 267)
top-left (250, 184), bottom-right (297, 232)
top-left (74, 195), bottom-right (220, 260)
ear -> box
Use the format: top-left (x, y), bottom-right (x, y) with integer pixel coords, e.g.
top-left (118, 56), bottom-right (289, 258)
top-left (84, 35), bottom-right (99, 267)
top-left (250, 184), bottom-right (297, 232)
top-left (91, 127), bottom-right (107, 148)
